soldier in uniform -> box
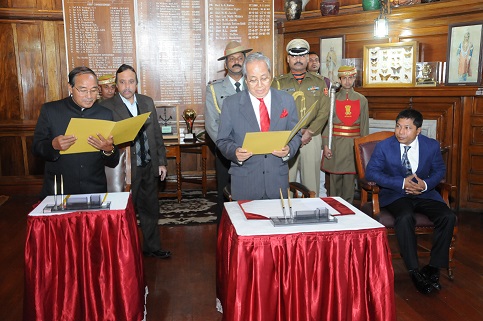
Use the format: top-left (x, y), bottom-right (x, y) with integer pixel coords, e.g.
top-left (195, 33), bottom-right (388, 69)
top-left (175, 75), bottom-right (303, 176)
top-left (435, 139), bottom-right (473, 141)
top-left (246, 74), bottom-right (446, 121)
top-left (205, 41), bottom-right (252, 222)
top-left (272, 39), bottom-right (330, 196)
top-left (97, 74), bottom-right (116, 102)
top-left (321, 65), bottom-right (369, 203)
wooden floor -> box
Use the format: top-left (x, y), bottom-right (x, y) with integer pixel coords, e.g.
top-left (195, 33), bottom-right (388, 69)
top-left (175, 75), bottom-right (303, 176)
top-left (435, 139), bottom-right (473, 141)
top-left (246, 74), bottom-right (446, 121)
top-left (1, 195), bottom-right (482, 321)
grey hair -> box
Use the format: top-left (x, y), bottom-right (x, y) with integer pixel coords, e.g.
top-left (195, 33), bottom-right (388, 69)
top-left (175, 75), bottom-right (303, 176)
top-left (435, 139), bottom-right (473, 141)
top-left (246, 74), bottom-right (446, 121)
top-left (242, 52), bottom-right (272, 75)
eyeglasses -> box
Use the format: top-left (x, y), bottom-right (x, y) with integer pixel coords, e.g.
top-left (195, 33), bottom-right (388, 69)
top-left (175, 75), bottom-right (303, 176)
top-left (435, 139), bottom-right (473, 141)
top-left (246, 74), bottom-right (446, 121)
top-left (74, 87), bottom-right (99, 96)
top-left (247, 76), bottom-right (271, 85)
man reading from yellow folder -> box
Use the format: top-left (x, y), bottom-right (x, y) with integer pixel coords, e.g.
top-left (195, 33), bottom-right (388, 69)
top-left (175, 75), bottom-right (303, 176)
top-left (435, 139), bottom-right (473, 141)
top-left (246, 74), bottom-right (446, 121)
top-left (217, 52), bottom-right (302, 200)
top-left (32, 66), bottom-right (120, 199)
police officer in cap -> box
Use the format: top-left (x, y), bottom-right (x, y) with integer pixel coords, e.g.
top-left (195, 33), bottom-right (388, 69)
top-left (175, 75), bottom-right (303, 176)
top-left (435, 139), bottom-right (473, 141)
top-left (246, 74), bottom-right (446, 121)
top-left (205, 41), bottom-right (252, 223)
top-left (272, 39), bottom-right (330, 196)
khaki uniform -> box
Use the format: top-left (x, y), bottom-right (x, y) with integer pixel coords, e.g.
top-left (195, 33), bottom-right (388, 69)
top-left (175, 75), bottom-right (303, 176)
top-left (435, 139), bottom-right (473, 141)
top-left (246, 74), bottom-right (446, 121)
top-left (321, 88), bottom-right (369, 203)
top-left (272, 72), bottom-right (330, 195)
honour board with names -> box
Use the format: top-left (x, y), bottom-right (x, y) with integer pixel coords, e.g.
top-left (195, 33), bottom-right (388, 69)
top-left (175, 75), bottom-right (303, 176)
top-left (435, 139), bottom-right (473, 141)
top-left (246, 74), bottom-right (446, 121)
top-left (63, 0), bottom-right (273, 117)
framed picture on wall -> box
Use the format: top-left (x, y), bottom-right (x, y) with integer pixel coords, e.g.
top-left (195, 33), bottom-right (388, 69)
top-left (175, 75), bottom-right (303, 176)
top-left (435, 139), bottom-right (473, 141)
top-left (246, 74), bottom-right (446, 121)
top-left (155, 105), bottom-right (179, 141)
top-left (445, 21), bottom-right (483, 86)
top-left (319, 35), bottom-right (345, 83)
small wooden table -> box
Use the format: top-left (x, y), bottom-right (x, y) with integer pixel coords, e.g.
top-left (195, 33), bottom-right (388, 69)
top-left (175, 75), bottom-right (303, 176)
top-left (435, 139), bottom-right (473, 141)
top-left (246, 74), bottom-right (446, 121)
top-left (160, 139), bottom-right (208, 202)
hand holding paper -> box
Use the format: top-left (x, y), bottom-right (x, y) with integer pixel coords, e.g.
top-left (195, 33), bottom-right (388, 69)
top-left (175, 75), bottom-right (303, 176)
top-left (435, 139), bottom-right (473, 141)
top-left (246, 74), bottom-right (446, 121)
top-left (86, 132), bottom-right (114, 152)
top-left (242, 101), bottom-right (317, 155)
top-left (52, 134), bottom-right (77, 151)
top-left (60, 112), bottom-right (151, 154)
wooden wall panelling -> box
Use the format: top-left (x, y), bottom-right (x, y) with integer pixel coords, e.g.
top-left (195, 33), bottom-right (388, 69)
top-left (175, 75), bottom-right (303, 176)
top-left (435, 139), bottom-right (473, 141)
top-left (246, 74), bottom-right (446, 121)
top-left (0, 22), bottom-right (21, 120)
top-left (460, 97), bottom-right (483, 209)
top-left (15, 22), bottom-right (46, 120)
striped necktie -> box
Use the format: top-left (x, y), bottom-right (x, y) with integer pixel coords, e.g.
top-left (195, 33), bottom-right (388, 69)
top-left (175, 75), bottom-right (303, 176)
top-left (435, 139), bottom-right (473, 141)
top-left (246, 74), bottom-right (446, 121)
top-left (401, 145), bottom-right (412, 177)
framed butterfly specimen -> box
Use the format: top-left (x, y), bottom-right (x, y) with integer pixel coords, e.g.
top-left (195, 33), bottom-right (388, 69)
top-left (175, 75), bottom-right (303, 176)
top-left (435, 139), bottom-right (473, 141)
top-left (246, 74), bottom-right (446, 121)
top-left (363, 41), bottom-right (418, 87)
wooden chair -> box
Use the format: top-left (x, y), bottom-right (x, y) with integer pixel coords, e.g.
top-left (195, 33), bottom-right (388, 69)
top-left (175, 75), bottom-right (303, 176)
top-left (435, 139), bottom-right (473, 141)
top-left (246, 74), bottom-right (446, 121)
top-left (223, 181), bottom-right (316, 202)
top-left (354, 131), bottom-right (457, 279)
top-left (105, 146), bottom-right (132, 192)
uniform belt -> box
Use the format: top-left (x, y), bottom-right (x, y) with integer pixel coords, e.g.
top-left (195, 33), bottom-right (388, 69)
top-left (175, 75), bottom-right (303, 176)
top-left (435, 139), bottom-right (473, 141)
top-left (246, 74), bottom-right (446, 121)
top-left (333, 124), bottom-right (360, 137)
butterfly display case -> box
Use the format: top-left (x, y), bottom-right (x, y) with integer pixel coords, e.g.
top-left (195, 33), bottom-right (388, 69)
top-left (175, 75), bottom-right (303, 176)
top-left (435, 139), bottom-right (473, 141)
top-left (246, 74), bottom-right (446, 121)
top-left (362, 41), bottom-right (418, 87)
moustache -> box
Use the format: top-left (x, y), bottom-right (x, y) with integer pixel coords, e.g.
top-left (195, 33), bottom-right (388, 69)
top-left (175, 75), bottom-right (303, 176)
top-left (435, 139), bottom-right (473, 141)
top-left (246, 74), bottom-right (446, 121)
top-left (232, 64), bottom-right (242, 68)
top-left (295, 62), bottom-right (303, 65)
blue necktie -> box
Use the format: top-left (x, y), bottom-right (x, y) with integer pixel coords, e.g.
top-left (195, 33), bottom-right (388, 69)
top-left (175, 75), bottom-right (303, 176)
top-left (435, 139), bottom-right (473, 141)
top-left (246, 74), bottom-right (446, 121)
top-left (402, 146), bottom-right (412, 177)
top-left (235, 82), bottom-right (241, 92)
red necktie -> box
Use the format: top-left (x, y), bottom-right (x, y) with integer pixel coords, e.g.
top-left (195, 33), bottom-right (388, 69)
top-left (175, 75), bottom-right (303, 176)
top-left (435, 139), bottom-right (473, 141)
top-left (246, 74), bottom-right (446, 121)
top-left (258, 98), bottom-right (270, 132)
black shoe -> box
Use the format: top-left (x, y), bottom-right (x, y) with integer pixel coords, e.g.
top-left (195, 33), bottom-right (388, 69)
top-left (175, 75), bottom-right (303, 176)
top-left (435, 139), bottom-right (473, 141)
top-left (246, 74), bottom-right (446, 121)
top-left (143, 249), bottom-right (171, 259)
top-left (421, 265), bottom-right (441, 291)
top-left (409, 269), bottom-right (433, 294)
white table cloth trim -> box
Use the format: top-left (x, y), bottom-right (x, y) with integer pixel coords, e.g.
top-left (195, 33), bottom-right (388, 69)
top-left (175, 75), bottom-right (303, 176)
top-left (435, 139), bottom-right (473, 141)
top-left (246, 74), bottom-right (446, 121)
top-left (29, 192), bottom-right (130, 216)
top-left (226, 197), bottom-right (384, 236)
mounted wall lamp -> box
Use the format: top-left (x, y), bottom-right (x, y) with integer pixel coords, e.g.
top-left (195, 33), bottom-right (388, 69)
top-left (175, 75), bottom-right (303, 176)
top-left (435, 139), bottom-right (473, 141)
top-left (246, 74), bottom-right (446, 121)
top-left (374, 0), bottom-right (391, 38)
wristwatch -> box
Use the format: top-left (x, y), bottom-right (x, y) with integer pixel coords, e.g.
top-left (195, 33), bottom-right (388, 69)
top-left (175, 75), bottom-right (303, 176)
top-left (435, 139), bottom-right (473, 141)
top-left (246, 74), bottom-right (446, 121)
top-left (102, 146), bottom-right (115, 156)
top-left (281, 153), bottom-right (290, 162)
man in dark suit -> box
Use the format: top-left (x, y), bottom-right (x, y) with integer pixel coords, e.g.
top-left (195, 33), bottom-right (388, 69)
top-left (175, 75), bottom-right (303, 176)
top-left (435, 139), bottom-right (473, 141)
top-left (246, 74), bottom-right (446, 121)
top-left (216, 52), bottom-right (302, 200)
top-left (366, 109), bottom-right (456, 294)
top-left (101, 64), bottom-right (170, 259)
top-left (33, 66), bottom-right (120, 199)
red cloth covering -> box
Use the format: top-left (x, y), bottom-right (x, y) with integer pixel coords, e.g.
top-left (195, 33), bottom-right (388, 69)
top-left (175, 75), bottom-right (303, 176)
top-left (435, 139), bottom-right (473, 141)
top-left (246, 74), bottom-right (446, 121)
top-left (320, 197), bottom-right (355, 215)
top-left (217, 210), bottom-right (396, 321)
top-left (24, 197), bottom-right (145, 321)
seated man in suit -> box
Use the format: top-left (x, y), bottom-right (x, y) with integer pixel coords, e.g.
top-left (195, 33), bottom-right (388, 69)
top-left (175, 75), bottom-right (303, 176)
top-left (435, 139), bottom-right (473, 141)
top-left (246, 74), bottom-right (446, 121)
top-left (216, 52), bottom-right (302, 200)
top-left (366, 109), bottom-right (456, 294)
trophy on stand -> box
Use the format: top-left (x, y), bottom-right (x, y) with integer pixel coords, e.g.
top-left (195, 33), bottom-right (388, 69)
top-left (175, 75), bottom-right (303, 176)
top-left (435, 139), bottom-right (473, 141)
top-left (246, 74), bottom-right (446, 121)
top-left (416, 62), bottom-right (437, 86)
top-left (182, 108), bottom-right (197, 141)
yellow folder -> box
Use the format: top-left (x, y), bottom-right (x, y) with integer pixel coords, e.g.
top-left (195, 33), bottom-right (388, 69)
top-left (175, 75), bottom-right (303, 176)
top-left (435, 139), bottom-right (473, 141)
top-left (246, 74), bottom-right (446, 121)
top-left (241, 102), bottom-right (317, 155)
top-left (60, 112), bottom-right (151, 154)
top-left (242, 131), bottom-right (291, 154)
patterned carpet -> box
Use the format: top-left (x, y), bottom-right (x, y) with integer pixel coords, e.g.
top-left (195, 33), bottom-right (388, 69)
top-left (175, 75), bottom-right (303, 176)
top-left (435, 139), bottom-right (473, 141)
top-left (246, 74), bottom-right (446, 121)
top-left (157, 190), bottom-right (217, 225)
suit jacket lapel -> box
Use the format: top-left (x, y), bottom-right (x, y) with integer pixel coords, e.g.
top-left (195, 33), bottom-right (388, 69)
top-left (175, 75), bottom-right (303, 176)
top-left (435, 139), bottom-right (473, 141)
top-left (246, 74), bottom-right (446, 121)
top-left (239, 91), bottom-right (261, 132)
top-left (269, 90), bottom-right (283, 130)
top-left (416, 136), bottom-right (429, 175)
top-left (112, 94), bottom-right (132, 119)
top-left (388, 137), bottom-right (406, 177)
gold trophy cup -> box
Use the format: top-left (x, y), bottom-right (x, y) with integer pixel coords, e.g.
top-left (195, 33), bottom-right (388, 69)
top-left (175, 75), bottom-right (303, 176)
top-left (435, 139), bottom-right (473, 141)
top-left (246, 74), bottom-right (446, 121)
top-left (182, 108), bottom-right (197, 141)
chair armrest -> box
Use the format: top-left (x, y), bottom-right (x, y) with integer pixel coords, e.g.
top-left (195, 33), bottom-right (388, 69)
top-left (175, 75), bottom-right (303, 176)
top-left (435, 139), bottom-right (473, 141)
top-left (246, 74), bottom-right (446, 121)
top-left (289, 182), bottom-right (316, 198)
top-left (358, 178), bottom-right (381, 216)
top-left (358, 178), bottom-right (380, 193)
top-left (436, 182), bottom-right (454, 207)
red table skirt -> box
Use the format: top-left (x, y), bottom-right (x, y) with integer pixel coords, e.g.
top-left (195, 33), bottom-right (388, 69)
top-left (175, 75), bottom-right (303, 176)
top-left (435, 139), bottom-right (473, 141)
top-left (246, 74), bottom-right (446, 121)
top-left (217, 210), bottom-right (396, 321)
top-left (24, 197), bottom-right (145, 321)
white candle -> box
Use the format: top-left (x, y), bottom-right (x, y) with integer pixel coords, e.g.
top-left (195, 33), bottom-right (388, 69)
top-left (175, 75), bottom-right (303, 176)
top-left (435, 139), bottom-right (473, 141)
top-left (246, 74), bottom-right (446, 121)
top-left (54, 174), bottom-right (57, 195)
top-left (61, 174), bottom-right (64, 195)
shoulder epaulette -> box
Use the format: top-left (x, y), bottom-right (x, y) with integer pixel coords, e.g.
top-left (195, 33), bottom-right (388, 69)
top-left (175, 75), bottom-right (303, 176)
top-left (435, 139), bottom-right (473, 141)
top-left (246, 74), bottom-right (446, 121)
top-left (208, 78), bottom-right (223, 85)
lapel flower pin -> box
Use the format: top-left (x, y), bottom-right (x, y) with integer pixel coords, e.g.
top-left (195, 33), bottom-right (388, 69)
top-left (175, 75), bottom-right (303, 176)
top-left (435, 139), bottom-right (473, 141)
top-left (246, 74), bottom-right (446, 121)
top-left (280, 109), bottom-right (288, 118)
